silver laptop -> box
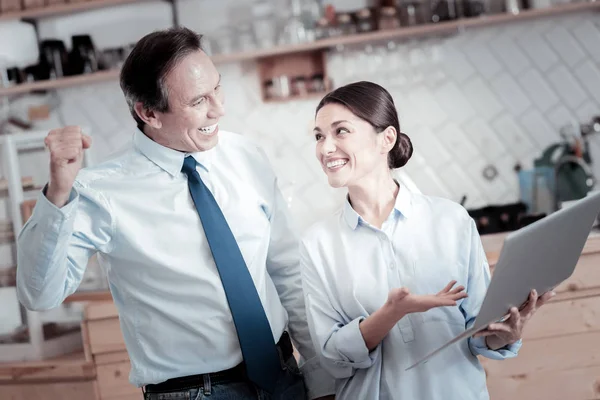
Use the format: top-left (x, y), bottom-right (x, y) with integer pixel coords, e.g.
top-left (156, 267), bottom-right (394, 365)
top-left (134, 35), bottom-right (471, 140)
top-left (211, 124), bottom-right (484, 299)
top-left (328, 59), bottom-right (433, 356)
top-left (406, 190), bottom-right (600, 370)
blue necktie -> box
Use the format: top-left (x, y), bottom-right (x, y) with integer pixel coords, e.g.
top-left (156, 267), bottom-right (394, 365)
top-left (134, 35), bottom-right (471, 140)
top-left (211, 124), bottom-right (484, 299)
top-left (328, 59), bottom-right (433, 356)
top-left (181, 156), bottom-right (281, 393)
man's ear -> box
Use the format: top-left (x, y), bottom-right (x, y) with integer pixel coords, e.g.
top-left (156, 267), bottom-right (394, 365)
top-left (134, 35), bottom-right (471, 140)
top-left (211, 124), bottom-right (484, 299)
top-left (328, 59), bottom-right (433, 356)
top-left (134, 102), bottom-right (162, 129)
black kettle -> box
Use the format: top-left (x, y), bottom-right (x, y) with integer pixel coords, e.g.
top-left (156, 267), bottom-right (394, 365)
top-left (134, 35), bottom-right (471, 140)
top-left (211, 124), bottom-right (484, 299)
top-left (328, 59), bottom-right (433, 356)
top-left (69, 35), bottom-right (99, 75)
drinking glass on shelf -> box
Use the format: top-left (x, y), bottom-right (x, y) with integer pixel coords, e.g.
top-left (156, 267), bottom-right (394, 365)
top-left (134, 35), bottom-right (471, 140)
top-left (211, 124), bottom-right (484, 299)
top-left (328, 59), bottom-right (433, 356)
top-left (237, 24), bottom-right (257, 52)
top-left (328, 48), bottom-right (355, 85)
top-left (252, 0), bottom-right (277, 49)
top-left (280, 15), bottom-right (310, 44)
top-left (211, 27), bottom-right (235, 54)
top-left (369, 44), bottom-right (388, 76)
top-left (278, 0), bottom-right (318, 45)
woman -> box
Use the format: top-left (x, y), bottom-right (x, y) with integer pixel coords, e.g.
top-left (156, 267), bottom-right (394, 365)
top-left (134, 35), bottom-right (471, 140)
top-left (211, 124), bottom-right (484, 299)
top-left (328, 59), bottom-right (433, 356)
top-left (300, 81), bottom-right (553, 400)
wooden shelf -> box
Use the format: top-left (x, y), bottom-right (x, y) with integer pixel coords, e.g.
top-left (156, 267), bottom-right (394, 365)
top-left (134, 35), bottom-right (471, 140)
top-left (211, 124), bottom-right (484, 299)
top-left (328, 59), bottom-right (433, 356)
top-left (0, 69), bottom-right (120, 97)
top-left (1, 2), bottom-right (599, 97)
top-left (265, 91), bottom-right (329, 103)
top-left (0, 351), bottom-right (95, 383)
top-left (212, 1), bottom-right (600, 64)
top-left (0, 0), bottom-right (146, 22)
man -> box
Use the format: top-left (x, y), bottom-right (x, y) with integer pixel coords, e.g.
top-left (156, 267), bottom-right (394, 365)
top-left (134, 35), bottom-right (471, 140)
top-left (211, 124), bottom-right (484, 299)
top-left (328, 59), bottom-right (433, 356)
top-left (16, 27), bottom-right (334, 400)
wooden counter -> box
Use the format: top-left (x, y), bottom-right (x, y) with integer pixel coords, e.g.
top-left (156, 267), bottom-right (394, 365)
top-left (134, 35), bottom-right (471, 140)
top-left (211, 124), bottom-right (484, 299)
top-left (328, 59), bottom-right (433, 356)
top-left (80, 301), bottom-right (138, 400)
top-left (480, 232), bottom-right (600, 400)
top-left (0, 301), bottom-right (137, 400)
top-left (0, 351), bottom-right (97, 400)
top-left (482, 232), bottom-right (600, 301)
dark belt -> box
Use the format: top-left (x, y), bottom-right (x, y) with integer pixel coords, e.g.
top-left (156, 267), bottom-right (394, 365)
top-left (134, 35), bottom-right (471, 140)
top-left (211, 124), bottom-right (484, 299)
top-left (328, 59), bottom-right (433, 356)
top-left (144, 331), bottom-right (294, 394)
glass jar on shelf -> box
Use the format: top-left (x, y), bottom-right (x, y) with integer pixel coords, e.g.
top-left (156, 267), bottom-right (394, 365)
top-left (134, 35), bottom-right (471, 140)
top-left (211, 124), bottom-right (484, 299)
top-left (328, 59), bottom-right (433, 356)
top-left (397, 0), bottom-right (430, 26)
top-left (355, 8), bottom-right (376, 33)
top-left (336, 13), bottom-right (358, 36)
top-left (291, 76), bottom-right (308, 96)
top-left (279, 0), bottom-right (312, 45)
top-left (280, 15), bottom-right (309, 44)
top-left (378, 6), bottom-right (401, 30)
top-left (315, 18), bottom-right (332, 40)
top-left (264, 79), bottom-right (275, 100)
top-left (278, 0), bottom-right (322, 45)
top-left (430, 0), bottom-right (460, 22)
top-left (300, 0), bottom-right (322, 41)
top-left (310, 73), bottom-right (327, 93)
top-left (273, 75), bottom-right (291, 98)
top-left (463, 0), bottom-right (486, 17)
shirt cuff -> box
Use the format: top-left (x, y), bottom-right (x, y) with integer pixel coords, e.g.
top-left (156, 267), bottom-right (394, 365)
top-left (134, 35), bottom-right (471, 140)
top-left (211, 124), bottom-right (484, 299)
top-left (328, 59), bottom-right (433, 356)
top-left (335, 317), bottom-right (372, 365)
top-left (36, 185), bottom-right (79, 221)
top-left (469, 336), bottom-right (522, 360)
top-left (300, 356), bottom-right (336, 399)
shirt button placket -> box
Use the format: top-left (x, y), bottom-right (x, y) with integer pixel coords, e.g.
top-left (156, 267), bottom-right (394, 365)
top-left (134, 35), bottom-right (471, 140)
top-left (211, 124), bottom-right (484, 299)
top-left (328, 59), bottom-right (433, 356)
top-left (385, 233), bottom-right (415, 343)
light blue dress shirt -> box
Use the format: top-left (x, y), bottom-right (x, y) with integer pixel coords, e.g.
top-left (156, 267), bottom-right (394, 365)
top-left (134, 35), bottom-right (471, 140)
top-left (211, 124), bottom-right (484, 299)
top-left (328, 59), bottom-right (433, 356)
top-left (300, 186), bottom-right (521, 400)
top-left (16, 129), bottom-right (333, 398)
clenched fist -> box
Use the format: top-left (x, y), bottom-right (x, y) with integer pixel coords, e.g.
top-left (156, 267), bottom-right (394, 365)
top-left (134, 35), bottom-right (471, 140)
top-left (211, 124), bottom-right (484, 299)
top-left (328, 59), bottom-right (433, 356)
top-left (44, 126), bottom-right (92, 208)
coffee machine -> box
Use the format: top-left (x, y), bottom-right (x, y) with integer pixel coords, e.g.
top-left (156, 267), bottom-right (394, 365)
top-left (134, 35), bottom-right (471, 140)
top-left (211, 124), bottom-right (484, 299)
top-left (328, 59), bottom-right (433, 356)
top-left (519, 116), bottom-right (599, 215)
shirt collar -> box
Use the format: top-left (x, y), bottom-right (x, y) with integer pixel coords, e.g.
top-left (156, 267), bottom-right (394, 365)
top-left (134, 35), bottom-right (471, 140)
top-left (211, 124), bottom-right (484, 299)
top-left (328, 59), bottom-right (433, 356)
top-left (342, 182), bottom-right (413, 230)
top-left (342, 199), bottom-right (360, 230)
top-left (395, 182), bottom-right (413, 219)
top-left (133, 129), bottom-right (214, 176)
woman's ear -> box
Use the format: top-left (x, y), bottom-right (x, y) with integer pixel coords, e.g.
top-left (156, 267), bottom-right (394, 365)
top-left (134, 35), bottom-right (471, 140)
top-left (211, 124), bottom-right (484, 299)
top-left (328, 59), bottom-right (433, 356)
top-left (134, 102), bottom-right (162, 129)
top-left (381, 126), bottom-right (397, 154)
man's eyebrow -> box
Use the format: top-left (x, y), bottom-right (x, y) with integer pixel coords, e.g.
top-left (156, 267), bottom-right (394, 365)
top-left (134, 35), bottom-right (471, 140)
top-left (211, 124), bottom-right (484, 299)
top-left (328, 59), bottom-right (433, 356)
top-left (188, 75), bottom-right (222, 104)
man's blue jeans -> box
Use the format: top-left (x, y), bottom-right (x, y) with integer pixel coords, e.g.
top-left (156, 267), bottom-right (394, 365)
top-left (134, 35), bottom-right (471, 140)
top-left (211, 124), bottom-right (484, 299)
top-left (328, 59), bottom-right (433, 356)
top-left (143, 354), bottom-right (306, 400)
